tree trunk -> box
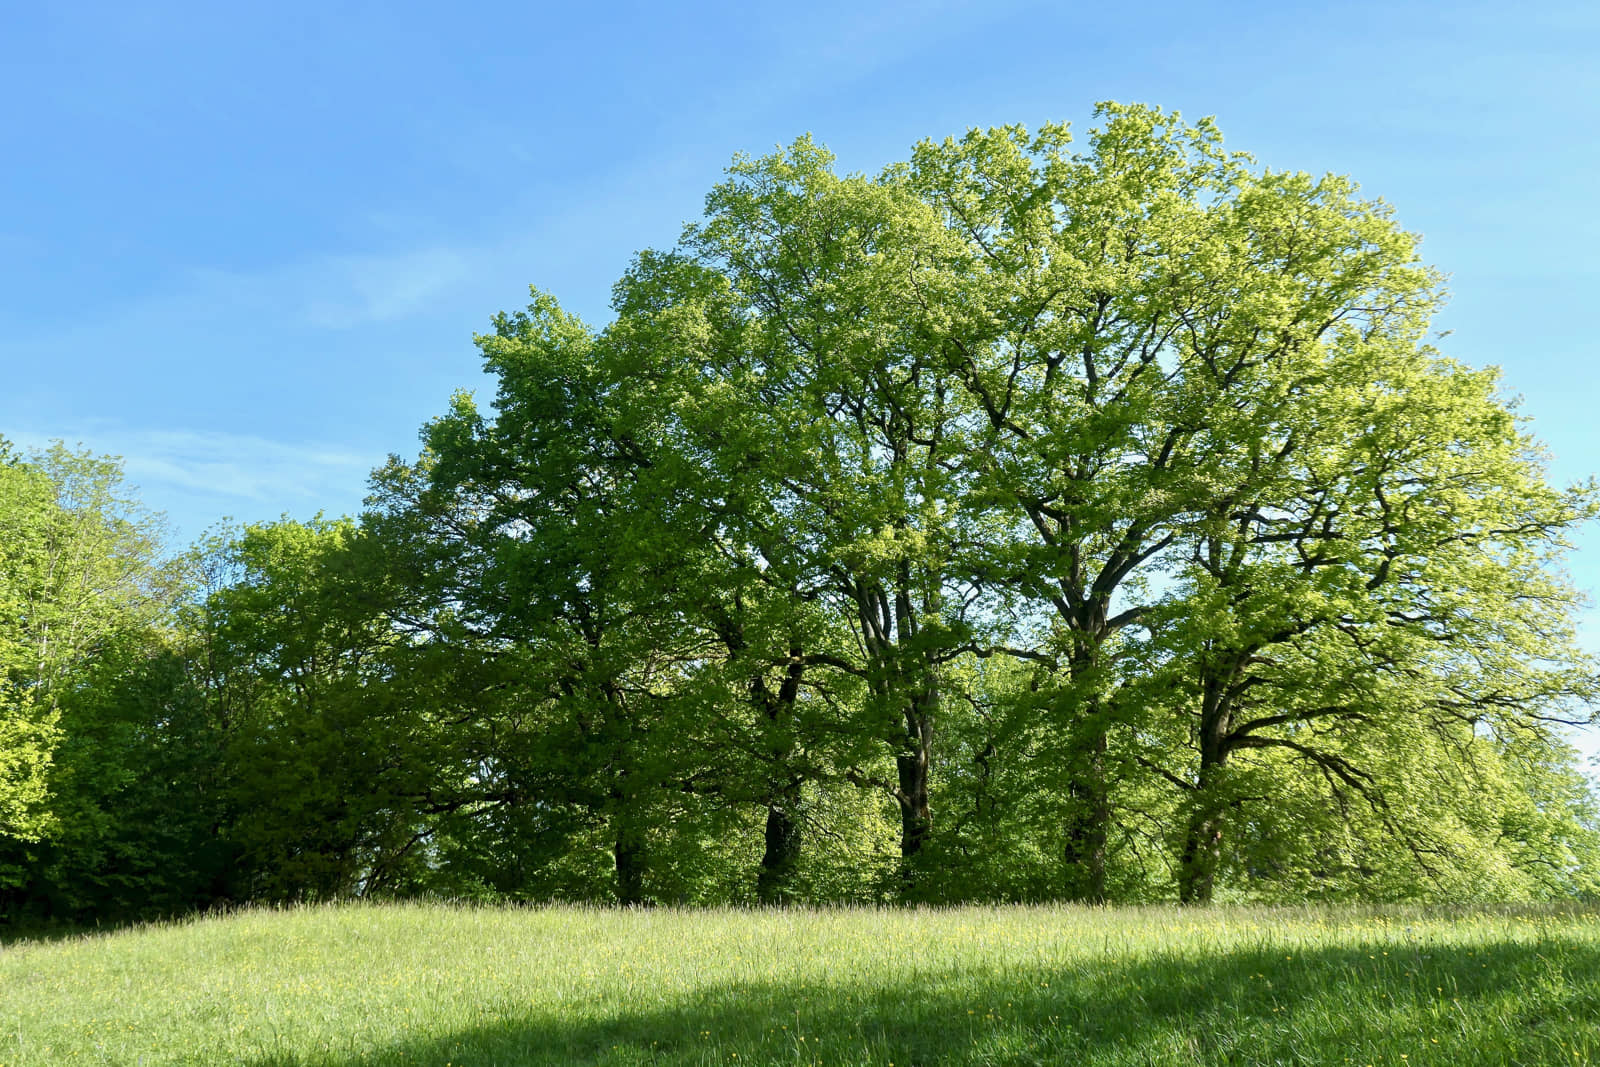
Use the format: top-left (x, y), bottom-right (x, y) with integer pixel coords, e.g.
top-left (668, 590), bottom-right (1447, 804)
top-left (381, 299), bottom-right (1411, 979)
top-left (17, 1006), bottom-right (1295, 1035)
top-left (892, 572), bottom-right (939, 890)
top-left (1179, 676), bottom-right (1231, 904)
top-left (757, 791), bottom-right (803, 904)
top-left (1062, 725), bottom-right (1109, 902)
top-left (1061, 642), bottom-right (1111, 903)
top-left (613, 817), bottom-right (647, 905)
top-left (1178, 804), bottom-right (1224, 904)
top-left (895, 688), bottom-right (935, 887)
top-left (753, 645), bottom-right (806, 904)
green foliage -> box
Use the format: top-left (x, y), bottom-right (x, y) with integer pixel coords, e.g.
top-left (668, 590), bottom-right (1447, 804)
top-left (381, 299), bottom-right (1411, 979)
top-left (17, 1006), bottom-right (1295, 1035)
top-left (197, 516), bottom-right (480, 902)
top-left (6, 104), bottom-right (1598, 918)
top-left (7, 633), bottom-right (230, 920)
top-left (0, 446), bottom-right (61, 844)
top-left (0, 439), bottom-right (186, 915)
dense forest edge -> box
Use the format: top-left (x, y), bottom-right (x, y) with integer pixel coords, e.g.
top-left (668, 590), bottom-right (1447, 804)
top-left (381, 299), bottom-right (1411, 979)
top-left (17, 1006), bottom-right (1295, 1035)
top-left (3, 103), bottom-right (1599, 925)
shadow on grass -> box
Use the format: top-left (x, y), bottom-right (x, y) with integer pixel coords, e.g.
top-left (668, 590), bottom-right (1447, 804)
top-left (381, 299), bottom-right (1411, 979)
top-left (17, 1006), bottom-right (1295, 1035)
top-left (242, 936), bottom-right (1600, 1067)
top-left (0, 913), bottom-right (155, 947)
top-left (0, 901), bottom-right (246, 948)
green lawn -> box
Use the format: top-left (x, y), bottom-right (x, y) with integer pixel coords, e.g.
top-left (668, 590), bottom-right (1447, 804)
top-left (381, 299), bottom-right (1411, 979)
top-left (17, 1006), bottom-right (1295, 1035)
top-left (3, 902), bottom-right (1598, 1065)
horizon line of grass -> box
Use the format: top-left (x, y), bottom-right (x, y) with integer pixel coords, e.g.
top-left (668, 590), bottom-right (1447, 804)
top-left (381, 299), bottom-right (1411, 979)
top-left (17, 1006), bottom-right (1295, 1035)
top-left (5, 901), bottom-right (1599, 1065)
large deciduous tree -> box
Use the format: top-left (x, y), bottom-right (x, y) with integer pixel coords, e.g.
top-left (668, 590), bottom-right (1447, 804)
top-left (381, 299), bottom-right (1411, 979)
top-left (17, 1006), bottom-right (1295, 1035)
top-left (576, 102), bottom-right (1598, 901)
top-left (679, 145), bottom-right (994, 887)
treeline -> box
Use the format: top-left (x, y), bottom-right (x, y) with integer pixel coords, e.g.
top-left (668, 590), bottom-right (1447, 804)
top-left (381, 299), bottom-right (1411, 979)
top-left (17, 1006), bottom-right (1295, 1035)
top-left (5, 104), bottom-right (1600, 922)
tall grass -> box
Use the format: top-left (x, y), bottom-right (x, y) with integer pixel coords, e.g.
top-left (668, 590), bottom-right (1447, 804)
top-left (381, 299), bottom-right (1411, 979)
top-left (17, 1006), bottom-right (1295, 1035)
top-left (4, 902), bottom-right (1598, 1065)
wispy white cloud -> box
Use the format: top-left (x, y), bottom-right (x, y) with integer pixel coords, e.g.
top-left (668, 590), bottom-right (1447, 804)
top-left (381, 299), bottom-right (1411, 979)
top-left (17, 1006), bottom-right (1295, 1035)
top-left (6, 423), bottom-right (375, 510)
top-left (176, 244), bottom-right (478, 332)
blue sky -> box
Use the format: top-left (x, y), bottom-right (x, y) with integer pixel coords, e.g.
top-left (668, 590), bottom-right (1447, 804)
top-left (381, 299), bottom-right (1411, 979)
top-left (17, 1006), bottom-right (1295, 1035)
top-left (4, 1), bottom-right (1597, 758)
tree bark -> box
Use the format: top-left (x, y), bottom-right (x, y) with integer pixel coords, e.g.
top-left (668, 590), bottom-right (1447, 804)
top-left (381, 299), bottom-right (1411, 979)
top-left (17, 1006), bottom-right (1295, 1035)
top-left (896, 695), bottom-right (934, 863)
top-left (1178, 674), bottom-right (1232, 904)
top-left (1178, 804), bottom-right (1225, 904)
top-left (751, 643), bottom-right (806, 904)
top-left (757, 791), bottom-right (803, 904)
top-left (613, 818), bottom-right (647, 906)
top-left (1062, 725), bottom-right (1109, 903)
top-left (1061, 640), bottom-right (1111, 903)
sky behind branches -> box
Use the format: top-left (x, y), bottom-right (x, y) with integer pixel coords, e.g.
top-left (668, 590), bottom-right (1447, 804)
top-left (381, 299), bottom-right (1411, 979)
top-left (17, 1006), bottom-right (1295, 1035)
top-left (3, 0), bottom-right (1597, 762)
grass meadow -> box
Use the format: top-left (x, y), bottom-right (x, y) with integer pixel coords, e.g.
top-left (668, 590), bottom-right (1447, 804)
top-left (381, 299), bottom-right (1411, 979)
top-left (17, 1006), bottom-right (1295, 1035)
top-left (3, 902), bottom-right (1599, 1066)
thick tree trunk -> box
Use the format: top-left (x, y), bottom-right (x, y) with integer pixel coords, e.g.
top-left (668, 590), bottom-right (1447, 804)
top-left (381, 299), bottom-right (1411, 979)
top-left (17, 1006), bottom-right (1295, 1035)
top-left (613, 820), bottom-right (647, 906)
top-left (893, 684), bottom-right (937, 898)
top-left (1061, 638), bottom-right (1111, 903)
top-left (896, 705), bottom-right (934, 860)
top-left (757, 793), bottom-right (803, 904)
top-left (893, 572), bottom-right (939, 885)
top-left (1178, 805), bottom-right (1224, 904)
top-left (1179, 677), bottom-right (1232, 905)
top-left (752, 645), bottom-right (807, 904)
top-left (1062, 725), bottom-right (1109, 902)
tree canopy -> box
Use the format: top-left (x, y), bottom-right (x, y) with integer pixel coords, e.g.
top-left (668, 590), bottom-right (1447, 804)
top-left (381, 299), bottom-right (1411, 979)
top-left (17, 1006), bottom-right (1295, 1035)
top-left (4, 104), bottom-right (1598, 922)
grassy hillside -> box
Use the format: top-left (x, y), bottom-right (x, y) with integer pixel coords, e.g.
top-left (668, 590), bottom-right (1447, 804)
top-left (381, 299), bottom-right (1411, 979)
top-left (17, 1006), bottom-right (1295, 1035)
top-left (3, 903), bottom-right (1598, 1065)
